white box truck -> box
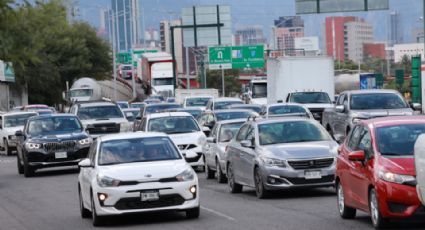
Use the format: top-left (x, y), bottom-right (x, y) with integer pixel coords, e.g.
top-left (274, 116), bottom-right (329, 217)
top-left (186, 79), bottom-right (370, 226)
top-left (141, 52), bottom-right (174, 97)
top-left (267, 56), bottom-right (335, 121)
top-left (175, 89), bottom-right (219, 110)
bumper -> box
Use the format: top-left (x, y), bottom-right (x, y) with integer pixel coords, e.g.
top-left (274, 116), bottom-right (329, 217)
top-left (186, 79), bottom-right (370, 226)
top-left (260, 166), bottom-right (335, 190)
top-left (182, 147), bottom-right (204, 168)
top-left (27, 147), bottom-right (89, 168)
top-left (93, 180), bottom-right (199, 216)
top-left (376, 180), bottom-right (423, 218)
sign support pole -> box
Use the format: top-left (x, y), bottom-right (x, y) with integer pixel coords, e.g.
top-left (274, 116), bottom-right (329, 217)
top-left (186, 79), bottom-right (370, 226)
top-left (221, 66), bottom-right (225, 96)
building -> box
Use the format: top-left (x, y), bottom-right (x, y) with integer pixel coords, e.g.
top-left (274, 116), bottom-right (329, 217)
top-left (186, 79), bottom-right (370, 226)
top-left (110, 0), bottom-right (141, 51)
top-left (160, 20), bottom-right (184, 76)
top-left (363, 42), bottom-right (386, 59)
top-left (144, 28), bottom-right (160, 48)
top-left (294, 36), bottom-right (320, 56)
top-left (393, 43), bottom-right (425, 62)
top-left (325, 16), bottom-right (373, 63)
top-left (272, 16), bottom-right (304, 56)
top-left (389, 11), bottom-right (402, 46)
top-left (234, 25), bottom-right (266, 46)
top-left (412, 28), bottom-right (424, 43)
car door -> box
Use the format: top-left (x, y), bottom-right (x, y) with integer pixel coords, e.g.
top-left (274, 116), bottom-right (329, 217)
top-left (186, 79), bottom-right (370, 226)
top-left (0, 116), bottom-right (4, 148)
top-left (334, 94), bottom-right (349, 140)
top-left (205, 124), bottom-right (218, 168)
top-left (230, 124), bottom-right (250, 183)
top-left (239, 125), bottom-right (258, 186)
top-left (80, 140), bottom-right (97, 203)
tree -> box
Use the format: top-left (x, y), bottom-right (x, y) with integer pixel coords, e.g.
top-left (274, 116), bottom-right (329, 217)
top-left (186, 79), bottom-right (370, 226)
top-left (205, 69), bottom-right (241, 97)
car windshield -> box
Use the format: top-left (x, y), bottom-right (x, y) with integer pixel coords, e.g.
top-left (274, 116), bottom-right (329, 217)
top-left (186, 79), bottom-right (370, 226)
top-left (216, 111), bottom-right (254, 121)
top-left (4, 113), bottom-right (37, 128)
top-left (69, 89), bottom-right (92, 97)
top-left (121, 65), bottom-right (131, 70)
top-left (145, 104), bottom-right (181, 114)
top-left (130, 103), bottom-right (145, 109)
top-left (27, 117), bottom-right (82, 136)
top-left (259, 120), bottom-right (329, 145)
top-left (350, 93), bottom-right (408, 110)
top-left (152, 78), bottom-right (172, 86)
top-left (77, 106), bottom-right (124, 120)
top-left (148, 116), bottom-right (200, 134)
top-left (185, 97), bottom-right (211, 107)
top-left (214, 101), bottom-right (243, 110)
top-left (290, 92), bottom-right (331, 104)
top-left (376, 124), bottom-right (425, 156)
top-left (98, 137), bottom-right (181, 165)
top-left (268, 105), bottom-right (308, 116)
top-left (124, 110), bottom-right (139, 122)
top-left (252, 83), bottom-right (267, 98)
top-left (148, 95), bottom-right (164, 101)
top-left (117, 102), bottom-right (129, 109)
top-left (219, 122), bottom-right (244, 142)
top-left (230, 106), bottom-right (262, 113)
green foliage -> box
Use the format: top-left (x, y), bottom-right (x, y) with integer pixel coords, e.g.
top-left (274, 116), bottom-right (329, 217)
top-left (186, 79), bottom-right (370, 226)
top-left (0, 0), bottom-right (112, 105)
top-left (385, 78), bottom-right (410, 94)
top-left (205, 69), bottom-right (241, 97)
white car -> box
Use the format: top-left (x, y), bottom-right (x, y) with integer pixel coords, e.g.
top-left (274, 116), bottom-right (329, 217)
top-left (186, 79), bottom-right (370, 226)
top-left (205, 97), bottom-right (244, 111)
top-left (414, 134), bottom-right (425, 205)
top-left (183, 96), bottom-right (214, 111)
top-left (0, 112), bottom-right (38, 155)
top-left (78, 132), bottom-right (200, 226)
top-left (139, 112), bottom-right (207, 170)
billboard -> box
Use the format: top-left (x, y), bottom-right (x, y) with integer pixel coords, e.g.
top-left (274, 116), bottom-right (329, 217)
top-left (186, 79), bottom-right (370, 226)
top-left (0, 61), bottom-right (15, 82)
top-left (294, 37), bottom-right (319, 51)
top-left (296, 0), bottom-right (389, 14)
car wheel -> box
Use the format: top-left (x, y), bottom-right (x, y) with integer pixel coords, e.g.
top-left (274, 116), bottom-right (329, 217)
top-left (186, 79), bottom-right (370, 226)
top-left (336, 181), bottom-right (356, 219)
top-left (186, 206), bottom-right (200, 219)
top-left (79, 186), bottom-right (91, 218)
top-left (369, 188), bottom-right (387, 229)
top-left (23, 155), bottom-right (35, 177)
top-left (17, 155), bottom-right (24, 174)
top-left (254, 168), bottom-right (269, 199)
top-left (227, 163), bottom-right (242, 193)
top-left (205, 161), bottom-right (215, 179)
top-left (91, 193), bottom-right (104, 226)
top-left (4, 139), bottom-right (12, 156)
top-left (216, 160), bottom-right (226, 183)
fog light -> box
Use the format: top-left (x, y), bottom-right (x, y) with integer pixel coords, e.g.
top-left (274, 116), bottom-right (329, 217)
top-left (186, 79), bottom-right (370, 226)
top-left (270, 178), bottom-right (276, 184)
top-left (189, 185), bottom-right (197, 194)
top-left (98, 193), bottom-right (108, 201)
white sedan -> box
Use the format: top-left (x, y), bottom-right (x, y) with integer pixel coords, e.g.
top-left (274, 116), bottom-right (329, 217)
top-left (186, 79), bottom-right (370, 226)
top-left (78, 132), bottom-right (200, 226)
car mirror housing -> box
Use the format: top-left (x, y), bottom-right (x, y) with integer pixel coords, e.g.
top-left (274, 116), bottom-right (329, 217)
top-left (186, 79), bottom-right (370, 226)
top-left (348, 150), bottom-right (366, 162)
top-left (335, 105), bottom-right (345, 113)
top-left (206, 137), bottom-right (216, 143)
top-left (241, 140), bottom-right (253, 148)
top-left (78, 158), bottom-right (93, 168)
top-left (412, 103), bottom-right (422, 111)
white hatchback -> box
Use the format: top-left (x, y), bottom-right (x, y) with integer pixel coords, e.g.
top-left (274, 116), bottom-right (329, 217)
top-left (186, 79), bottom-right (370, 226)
top-left (78, 132), bottom-right (200, 226)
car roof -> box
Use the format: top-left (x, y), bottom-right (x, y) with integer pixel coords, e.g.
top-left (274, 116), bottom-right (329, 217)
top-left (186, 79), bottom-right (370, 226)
top-left (229, 104), bottom-right (261, 108)
top-left (98, 131), bottom-right (168, 142)
top-left (23, 104), bottom-right (48, 108)
top-left (216, 118), bottom-right (248, 125)
top-left (361, 116), bottom-right (425, 128)
top-left (168, 107), bottom-right (202, 111)
top-left (212, 109), bottom-right (255, 114)
top-left (213, 97), bottom-right (243, 102)
top-left (341, 89), bottom-right (400, 95)
top-left (27, 113), bottom-right (77, 120)
top-left (145, 112), bottom-right (193, 119)
top-left (1, 111), bottom-right (38, 117)
top-left (185, 95), bottom-right (214, 99)
top-left (266, 103), bottom-right (307, 107)
top-left (122, 108), bottom-right (139, 112)
top-left (79, 102), bottom-right (116, 107)
top-left (253, 116), bottom-right (313, 125)
top-left (145, 103), bottom-right (180, 107)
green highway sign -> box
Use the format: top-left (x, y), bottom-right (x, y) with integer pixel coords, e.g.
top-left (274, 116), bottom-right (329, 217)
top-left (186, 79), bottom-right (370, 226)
top-left (116, 50), bottom-right (158, 66)
top-left (208, 45), bottom-right (265, 70)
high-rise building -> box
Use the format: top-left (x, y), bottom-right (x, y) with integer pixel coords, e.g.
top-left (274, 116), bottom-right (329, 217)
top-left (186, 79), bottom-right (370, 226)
top-left (363, 42), bottom-right (386, 60)
top-left (234, 25), bottom-right (267, 46)
top-left (160, 20), bottom-right (184, 75)
top-left (272, 16), bottom-right (304, 55)
top-left (110, 0), bottom-right (141, 51)
top-left (324, 16), bottom-right (356, 62)
top-left (389, 11), bottom-right (402, 46)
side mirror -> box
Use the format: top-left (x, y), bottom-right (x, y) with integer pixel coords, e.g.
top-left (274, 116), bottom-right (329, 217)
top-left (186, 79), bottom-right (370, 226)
top-left (412, 103), bottom-right (422, 111)
top-left (206, 137), bottom-right (216, 143)
top-left (240, 140), bottom-right (253, 148)
top-left (335, 105), bottom-right (345, 113)
top-left (15, 130), bottom-right (24, 137)
top-left (348, 150), bottom-right (366, 162)
top-left (78, 158), bottom-right (93, 168)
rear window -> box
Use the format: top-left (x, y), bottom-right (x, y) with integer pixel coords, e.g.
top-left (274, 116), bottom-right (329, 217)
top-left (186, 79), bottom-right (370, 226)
top-left (215, 111), bottom-right (254, 121)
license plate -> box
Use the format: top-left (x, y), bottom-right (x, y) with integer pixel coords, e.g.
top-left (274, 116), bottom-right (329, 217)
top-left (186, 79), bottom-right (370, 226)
top-left (141, 191), bottom-right (159, 201)
top-left (55, 152), bottom-right (67, 159)
top-left (305, 171), bottom-right (322, 179)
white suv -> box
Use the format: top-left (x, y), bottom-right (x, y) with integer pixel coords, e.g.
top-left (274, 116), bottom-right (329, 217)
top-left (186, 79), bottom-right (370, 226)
top-left (69, 101), bottom-right (131, 138)
top-left (78, 132), bottom-right (200, 226)
top-left (0, 112), bottom-right (38, 155)
top-left (139, 112), bottom-right (207, 170)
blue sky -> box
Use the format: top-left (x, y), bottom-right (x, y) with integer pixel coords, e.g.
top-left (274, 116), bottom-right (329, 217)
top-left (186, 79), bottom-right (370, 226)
top-left (77, 0), bottom-right (423, 45)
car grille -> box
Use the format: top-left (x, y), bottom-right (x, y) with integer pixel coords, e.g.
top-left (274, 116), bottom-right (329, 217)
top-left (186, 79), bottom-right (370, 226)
top-left (43, 141), bottom-right (76, 153)
top-left (86, 123), bottom-right (120, 135)
top-left (114, 194), bottom-right (185, 210)
top-left (286, 175), bottom-right (334, 185)
top-left (177, 144), bottom-right (197, 151)
top-left (309, 108), bottom-right (325, 121)
top-left (288, 158), bottom-right (334, 170)
top-left (28, 148), bottom-right (89, 163)
top-left (185, 152), bottom-right (203, 163)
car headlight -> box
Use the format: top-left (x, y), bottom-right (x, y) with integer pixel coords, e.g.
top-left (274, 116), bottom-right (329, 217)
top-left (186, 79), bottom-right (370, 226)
top-left (25, 142), bottom-right (42, 149)
top-left (175, 168), bottom-right (195, 182)
top-left (120, 122), bottom-right (131, 132)
top-left (378, 170), bottom-right (416, 185)
top-left (261, 157), bottom-right (287, 168)
top-left (97, 174), bottom-right (121, 187)
top-left (78, 137), bottom-right (92, 145)
top-left (197, 135), bottom-right (206, 146)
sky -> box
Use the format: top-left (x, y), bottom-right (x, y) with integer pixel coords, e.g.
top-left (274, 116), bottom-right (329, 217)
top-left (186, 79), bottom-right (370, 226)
top-left (76, 0), bottom-right (423, 46)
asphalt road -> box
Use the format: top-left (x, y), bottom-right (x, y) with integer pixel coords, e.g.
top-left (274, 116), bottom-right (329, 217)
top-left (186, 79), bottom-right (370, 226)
top-left (0, 155), bottom-right (423, 230)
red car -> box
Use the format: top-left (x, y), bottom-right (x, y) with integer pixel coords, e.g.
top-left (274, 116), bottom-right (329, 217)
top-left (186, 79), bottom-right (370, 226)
top-left (336, 116), bottom-right (425, 229)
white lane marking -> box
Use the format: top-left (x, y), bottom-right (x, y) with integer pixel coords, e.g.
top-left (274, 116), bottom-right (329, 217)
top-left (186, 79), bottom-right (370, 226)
top-left (201, 205), bottom-right (235, 221)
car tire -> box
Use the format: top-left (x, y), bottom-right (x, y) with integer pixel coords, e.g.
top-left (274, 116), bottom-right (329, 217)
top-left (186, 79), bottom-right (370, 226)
top-left (227, 163), bottom-right (242, 193)
top-left (23, 155), bottom-right (35, 177)
top-left (186, 206), bottom-right (200, 219)
top-left (216, 160), bottom-right (226, 183)
top-left (205, 162), bottom-right (215, 179)
top-left (369, 188), bottom-right (387, 229)
top-left (254, 168), bottom-right (270, 199)
top-left (17, 155), bottom-right (24, 174)
top-left (79, 186), bottom-right (91, 219)
top-left (4, 139), bottom-right (12, 156)
top-left (336, 181), bottom-right (356, 219)
top-left (91, 193), bottom-right (104, 226)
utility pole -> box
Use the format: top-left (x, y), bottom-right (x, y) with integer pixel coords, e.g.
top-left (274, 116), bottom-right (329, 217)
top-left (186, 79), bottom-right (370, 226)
top-left (221, 66), bottom-right (225, 96)
top-left (185, 47), bottom-right (190, 89)
top-left (129, 4), bottom-right (136, 99)
top-left (111, 12), bottom-right (117, 101)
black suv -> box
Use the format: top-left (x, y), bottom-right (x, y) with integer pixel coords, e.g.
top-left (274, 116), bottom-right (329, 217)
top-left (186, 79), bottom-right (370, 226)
top-left (15, 114), bottom-right (92, 177)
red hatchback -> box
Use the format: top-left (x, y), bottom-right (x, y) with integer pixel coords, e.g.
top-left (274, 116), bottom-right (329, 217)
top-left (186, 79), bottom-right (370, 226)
top-left (336, 116), bottom-right (425, 229)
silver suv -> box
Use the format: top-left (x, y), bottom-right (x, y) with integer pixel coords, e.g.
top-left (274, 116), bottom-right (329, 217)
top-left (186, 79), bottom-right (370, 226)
top-left (226, 117), bottom-right (338, 198)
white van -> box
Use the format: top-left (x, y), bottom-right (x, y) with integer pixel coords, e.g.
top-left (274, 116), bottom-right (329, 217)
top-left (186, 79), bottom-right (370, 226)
top-left (414, 134), bottom-right (425, 205)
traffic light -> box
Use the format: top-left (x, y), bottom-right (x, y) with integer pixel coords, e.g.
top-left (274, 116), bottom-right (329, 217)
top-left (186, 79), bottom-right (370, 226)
top-left (411, 56), bottom-right (421, 104)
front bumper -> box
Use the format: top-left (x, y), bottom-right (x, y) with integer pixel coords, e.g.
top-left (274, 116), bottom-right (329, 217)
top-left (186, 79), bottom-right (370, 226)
top-left (93, 180), bottom-right (199, 216)
top-left (26, 147), bottom-right (89, 168)
top-left (376, 180), bottom-right (424, 218)
top-left (260, 166), bottom-right (335, 190)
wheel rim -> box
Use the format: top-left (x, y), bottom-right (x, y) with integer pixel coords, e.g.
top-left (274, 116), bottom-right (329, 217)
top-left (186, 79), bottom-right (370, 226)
top-left (370, 190), bottom-right (379, 225)
top-left (255, 170), bottom-right (263, 195)
top-left (337, 184), bottom-right (345, 214)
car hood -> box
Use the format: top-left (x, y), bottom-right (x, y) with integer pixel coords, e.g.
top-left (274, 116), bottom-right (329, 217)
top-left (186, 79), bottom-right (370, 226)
top-left (169, 132), bottom-right (205, 145)
top-left (80, 118), bottom-right (127, 126)
top-left (351, 108), bottom-right (414, 119)
top-left (3, 126), bottom-right (25, 136)
top-left (98, 160), bottom-right (189, 181)
top-left (302, 103), bottom-right (334, 109)
top-left (379, 156), bottom-right (415, 175)
top-left (260, 141), bottom-right (338, 160)
top-left (28, 132), bottom-right (88, 142)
